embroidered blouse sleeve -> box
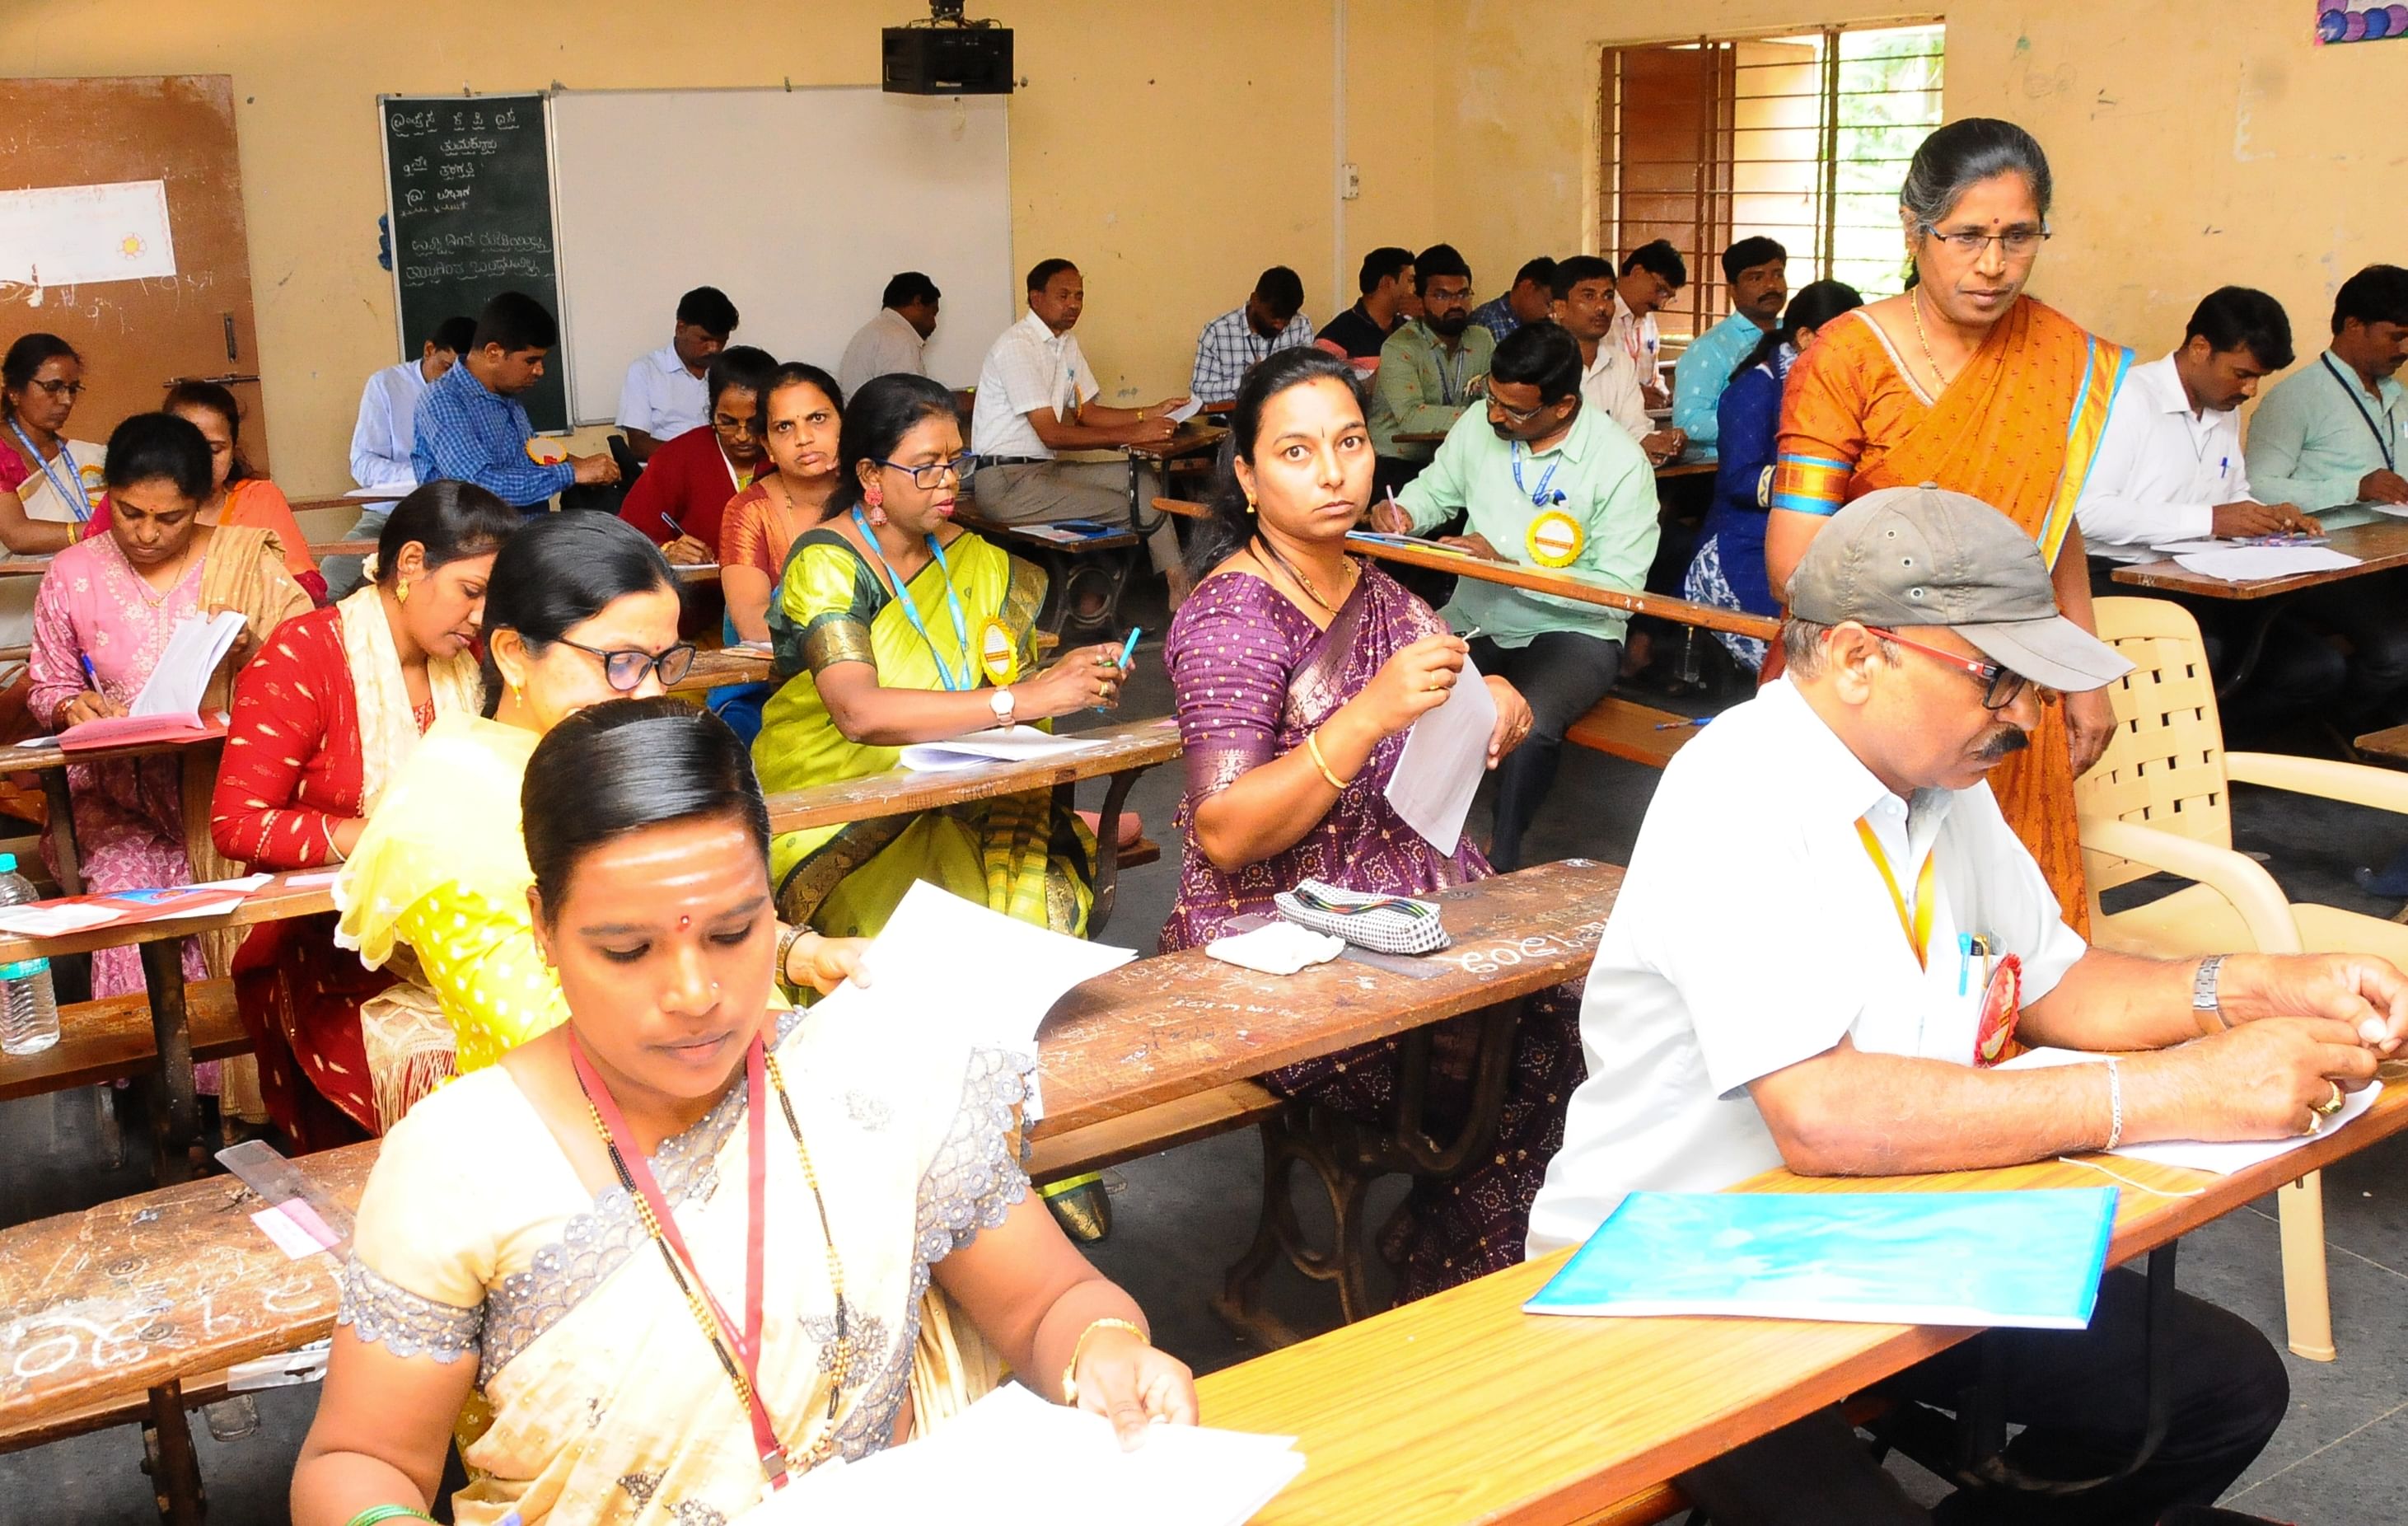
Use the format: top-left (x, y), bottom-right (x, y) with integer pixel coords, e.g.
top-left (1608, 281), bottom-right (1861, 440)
top-left (1166, 578), bottom-right (1298, 803)
top-left (1772, 335), bottom-right (1872, 517)
top-left (776, 542), bottom-right (877, 676)
top-left (339, 1089), bottom-right (493, 1362)
top-left (211, 620), bottom-right (346, 869)
top-left (25, 562), bottom-right (86, 731)
top-left (913, 1046), bottom-right (1031, 1269)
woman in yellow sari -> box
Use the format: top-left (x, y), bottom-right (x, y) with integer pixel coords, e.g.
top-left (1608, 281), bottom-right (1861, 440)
top-left (754, 373), bottom-right (1136, 940)
top-left (1765, 118), bottom-right (2133, 929)
top-left (334, 513), bottom-right (861, 1123)
top-left (294, 700), bottom-right (1196, 1526)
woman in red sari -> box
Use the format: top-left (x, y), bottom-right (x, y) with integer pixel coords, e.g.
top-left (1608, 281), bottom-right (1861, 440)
top-left (1765, 119), bottom-right (2132, 929)
top-left (209, 481), bottom-right (519, 1147)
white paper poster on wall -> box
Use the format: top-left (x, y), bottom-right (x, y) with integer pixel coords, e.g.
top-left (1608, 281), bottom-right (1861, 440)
top-left (0, 180), bottom-right (179, 288)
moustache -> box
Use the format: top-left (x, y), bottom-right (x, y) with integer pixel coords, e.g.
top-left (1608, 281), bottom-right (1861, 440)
top-left (1974, 725), bottom-right (2031, 762)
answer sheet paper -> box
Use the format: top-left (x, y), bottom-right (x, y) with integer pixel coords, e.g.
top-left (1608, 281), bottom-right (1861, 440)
top-left (735, 1383), bottom-right (1305, 1526)
top-left (1386, 653), bottom-right (1495, 854)
top-left (1999, 1046), bottom-right (2382, 1173)
top-left (898, 723), bottom-right (1106, 772)
top-left (2169, 545), bottom-right (2361, 580)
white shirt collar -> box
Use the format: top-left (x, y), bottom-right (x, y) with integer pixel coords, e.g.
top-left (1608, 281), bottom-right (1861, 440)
top-left (652, 343), bottom-right (692, 377)
top-left (1017, 308), bottom-right (1064, 348)
top-left (2137, 353), bottom-right (2225, 422)
top-left (1756, 677), bottom-right (1957, 835)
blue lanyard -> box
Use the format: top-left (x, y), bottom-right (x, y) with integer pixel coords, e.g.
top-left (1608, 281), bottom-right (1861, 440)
top-left (8, 419), bottom-right (93, 522)
top-left (1435, 337), bottom-right (1466, 406)
top-left (1511, 442), bottom-right (1565, 507)
top-left (2324, 353), bottom-right (2397, 473)
top-left (849, 507), bottom-right (973, 691)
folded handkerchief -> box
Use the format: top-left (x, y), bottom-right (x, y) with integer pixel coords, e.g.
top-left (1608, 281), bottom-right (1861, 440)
top-left (1206, 920), bottom-right (1347, 976)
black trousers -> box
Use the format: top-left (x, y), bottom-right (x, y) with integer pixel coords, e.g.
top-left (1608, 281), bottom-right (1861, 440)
top-left (1467, 631), bottom-right (1624, 872)
top-left (1676, 1269), bottom-right (2289, 1525)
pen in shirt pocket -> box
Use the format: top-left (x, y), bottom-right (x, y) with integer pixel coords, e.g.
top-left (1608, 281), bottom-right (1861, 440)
top-left (1957, 933), bottom-right (1994, 996)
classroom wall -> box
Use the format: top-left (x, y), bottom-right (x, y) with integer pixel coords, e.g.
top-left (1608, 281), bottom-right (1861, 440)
top-left (1433, 0), bottom-right (2408, 381)
top-left (2, 0), bottom-right (1438, 494)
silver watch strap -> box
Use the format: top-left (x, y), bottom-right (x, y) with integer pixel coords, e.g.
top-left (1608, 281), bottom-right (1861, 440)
top-left (2193, 953), bottom-right (2227, 1027)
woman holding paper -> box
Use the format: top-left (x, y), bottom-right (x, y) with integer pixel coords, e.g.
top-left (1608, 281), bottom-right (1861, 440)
top-left (26, 411), bottom-right (311, 1013)
top-left (335, 513), bottom-right (863, 1124)
top-left (295, 700), bottom-right (1197, 1526)
top-left (1158, 346), bottom-right (1581, 1299)
top-left (750, 373), bottom-right (1130, 942)
top-left (208, 481), bottom-right (520, 1146)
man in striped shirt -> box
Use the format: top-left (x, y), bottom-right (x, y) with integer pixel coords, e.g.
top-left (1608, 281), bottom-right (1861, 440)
top-left (1188, 266), bottom-right (1316, 405)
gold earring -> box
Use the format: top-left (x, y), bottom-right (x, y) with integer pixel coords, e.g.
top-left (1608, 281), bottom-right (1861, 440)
top-left (1245, 493), bottom-right (1258, 514)
top-left (395, 578), bottom-right (409, 604)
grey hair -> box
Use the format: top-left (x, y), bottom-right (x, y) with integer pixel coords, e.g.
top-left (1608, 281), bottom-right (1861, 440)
top-left (1780, 617), bottom-right (1901, 679)
top-left (1900, 118), bottom-right (2053, 231)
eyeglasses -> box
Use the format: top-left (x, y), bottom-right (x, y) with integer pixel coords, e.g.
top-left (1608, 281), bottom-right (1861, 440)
top-left (1863, 627), bottom-right (2056, 712)
top-left (877, 455), bottom-right (973, 489)
top-left (28, 380), bottom-right (83, 398)
top-left (1921, 226), bottom-right (2052, 259)
top-left (1424, 287), bottom-right (1473, 306)
top-left (1487, 396), bottom-right (1553, 426)
top-left (551, 636), bottom-right (697, 692)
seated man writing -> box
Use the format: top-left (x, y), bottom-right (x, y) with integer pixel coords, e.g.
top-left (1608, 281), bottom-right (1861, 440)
top-left (1528, 486), bottom-right (2404, 1526)
top-left (412, 291), bottom-right (617, 514)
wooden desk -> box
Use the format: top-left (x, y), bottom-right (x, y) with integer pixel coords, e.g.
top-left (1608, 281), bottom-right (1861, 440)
top-left (668, 644), bottom-right (771, 695)
top-left (2354, 723), bottom-right (2408, 766)
top-left (2110, 517), bottom-right (2408, 600)
top-left (0, 859), bottom-right (1620, 1524)
top-left (0, 723), bottom-right (229, 899)
top-left (1125, 424), bottom-right (1229, 550)
top-left (1195, 1084), bottom-right (2408, 1526)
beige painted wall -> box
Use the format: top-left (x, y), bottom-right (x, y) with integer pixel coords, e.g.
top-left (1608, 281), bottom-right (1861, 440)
top-left (1435, 0), bottom-right (2408, 388)
top-left (2, 0), bottom-right (1437, 494)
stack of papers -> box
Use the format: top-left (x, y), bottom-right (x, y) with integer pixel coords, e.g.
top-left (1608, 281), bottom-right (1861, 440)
top-left (735, 1384), bottom-right (1305, 1526)
top-left (2169, 545), bottom-right (2361, 581)
top-left (345, 483), bottom-right (415, 500)
top-left (1386, 653), bottom-right (1495, 854)
top-left (61, 611), bottom-right (246, 749)
top-left (0, 873), bottom-right (273, 938)
top-left (1999, 1046), bottom-right (2382, 1173)
top-left (898, 724), bottom-right (1105, 772)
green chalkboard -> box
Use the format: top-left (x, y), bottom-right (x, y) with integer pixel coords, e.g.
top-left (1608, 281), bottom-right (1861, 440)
top-left (380, 93), bottom-right (568, 433)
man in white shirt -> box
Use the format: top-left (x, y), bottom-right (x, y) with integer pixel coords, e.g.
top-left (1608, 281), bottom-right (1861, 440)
top-left (837, 272), bottom-right (940, 398)
top-left (970, 258), bottom-right (1192, 604)
top-left (616, 285), bottom-right (738, 461)
top-left (1529, 487), bottom-right (2404, 1524)
top-left (1611, 238), bottom-right (1686, 406)
top-left (326, 313), bottom-right (475, 599)
top-left (1550, 255), bottom-right (1683, 466)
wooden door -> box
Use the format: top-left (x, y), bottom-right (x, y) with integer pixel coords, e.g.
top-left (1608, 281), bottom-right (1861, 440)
top-left (0, 76), bottom-right (270, 470)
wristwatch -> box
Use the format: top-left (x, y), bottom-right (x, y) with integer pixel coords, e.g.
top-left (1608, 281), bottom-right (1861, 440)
top-left (989, 686), bottom-right (1016, 727)
top-left (2192, 953), bottom-right (2227, 1034)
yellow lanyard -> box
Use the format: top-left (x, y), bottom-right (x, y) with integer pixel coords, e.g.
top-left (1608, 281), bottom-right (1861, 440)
top-left (1854, 818), bottom-right (1937, 969)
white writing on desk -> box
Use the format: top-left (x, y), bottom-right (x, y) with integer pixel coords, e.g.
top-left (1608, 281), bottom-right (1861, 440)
top-left (1443, 919), bottom-right (1608, 976)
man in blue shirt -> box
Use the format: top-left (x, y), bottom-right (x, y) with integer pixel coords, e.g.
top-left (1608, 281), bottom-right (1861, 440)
top-left (1671, 236), bottom-right (1787, 447)
top-left (411, 291), bottom-right (618, 513)
top-left (1469, 257), bottom-right (1558, 344)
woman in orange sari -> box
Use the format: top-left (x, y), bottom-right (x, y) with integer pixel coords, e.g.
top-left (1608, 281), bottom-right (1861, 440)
top-left (1765, 118), bottom-right (2131, 929)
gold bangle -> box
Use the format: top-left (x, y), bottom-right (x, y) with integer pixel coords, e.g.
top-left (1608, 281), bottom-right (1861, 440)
top-left (1304, 730), bottom-right (1351, 791)
top-left (1060, 1316), bottom-right (1148, 1404)
top-left (1137, 406), bottom-right (1148, 423)
top-left (774, 924), bottom-right (807, 985)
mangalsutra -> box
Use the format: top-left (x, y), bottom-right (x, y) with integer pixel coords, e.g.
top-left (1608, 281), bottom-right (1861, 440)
top-left (1910, 288), bottom-right (1954, 391)
top-left (1251, 535), bottom-right (1356, 616)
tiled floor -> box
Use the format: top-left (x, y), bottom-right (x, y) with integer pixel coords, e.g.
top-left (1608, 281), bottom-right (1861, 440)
top-left (7, 614), bottom-right (2406, 1523)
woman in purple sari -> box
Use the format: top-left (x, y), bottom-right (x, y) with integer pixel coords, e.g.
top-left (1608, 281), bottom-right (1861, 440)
top-left (1159, 346), bottom-right (1583, 1297)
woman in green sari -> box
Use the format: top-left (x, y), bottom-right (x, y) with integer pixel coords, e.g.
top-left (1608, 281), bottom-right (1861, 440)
top-left (754, 373), bottom-right (1135, 939)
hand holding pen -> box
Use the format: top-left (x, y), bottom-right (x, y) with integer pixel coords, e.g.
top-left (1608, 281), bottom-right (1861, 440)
top-left (655, 508), bottom-right (713, 567)
top-left (62, 653), bottom-right (127, 728)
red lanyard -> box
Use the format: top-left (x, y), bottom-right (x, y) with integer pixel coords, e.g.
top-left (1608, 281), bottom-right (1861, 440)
top-left (569, 1031), bottom-right (787, 1491)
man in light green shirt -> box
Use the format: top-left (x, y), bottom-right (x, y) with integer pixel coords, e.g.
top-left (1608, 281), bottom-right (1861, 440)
top-left (1371, 321), bottom-right (1658, 868)
top-left (1370, 242), bottom-right (1495, 494)
top-left (2245, 264), bottom-right (2408, 512)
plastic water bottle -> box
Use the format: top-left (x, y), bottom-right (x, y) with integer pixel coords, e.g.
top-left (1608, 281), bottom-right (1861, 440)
top-left (0, 853), bottom-right (59, 1056)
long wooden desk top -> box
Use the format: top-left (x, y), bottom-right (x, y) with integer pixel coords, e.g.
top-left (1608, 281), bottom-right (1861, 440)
top-left (0, 721), bottom-right (227, 775)
top-left (2110, 516), bottom-right (2408, 599)
top-left (1195, 1083), bottom-right (2408, 1526)
top-left (668, 644), bottom-right (772, 694)
top-left (0, 858), bottom-right (1618, 1430)
top-left (1125, 424), bottom-right (1228, 465)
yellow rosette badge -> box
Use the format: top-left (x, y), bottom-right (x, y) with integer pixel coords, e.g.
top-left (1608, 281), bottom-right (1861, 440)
top-left (1526, 509), bottom-right (1584, 569)
top-left (977, 616), bottom-right (1018, 686)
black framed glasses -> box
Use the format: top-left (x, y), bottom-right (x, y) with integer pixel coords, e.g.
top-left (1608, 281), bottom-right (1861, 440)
top-left (877, 454), bottom-right (973, 489)
top-left (1920, 225), bottom-right (2052, 259)
top-left (28, 379), bottom-right (84, 398)
top-left (1864, 628), bottom-right (2056, 712)
top-left (552, 637), bottom-right (697, 692)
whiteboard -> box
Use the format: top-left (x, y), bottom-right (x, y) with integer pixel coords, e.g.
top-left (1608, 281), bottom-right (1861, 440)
top-left (550, 88), bottom-right (1011, 426)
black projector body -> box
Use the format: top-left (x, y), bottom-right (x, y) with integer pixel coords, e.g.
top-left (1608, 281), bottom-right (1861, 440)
top-left (881, 26), bottom-right (1015, 95)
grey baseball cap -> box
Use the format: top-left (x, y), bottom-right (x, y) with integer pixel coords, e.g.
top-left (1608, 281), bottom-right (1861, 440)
top-left (1787, 484), bottom-right (2133, 693)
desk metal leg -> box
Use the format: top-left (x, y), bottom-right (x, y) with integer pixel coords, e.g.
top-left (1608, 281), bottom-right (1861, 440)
top-left (141, 1379), bottom-right (206, 1526)
top-left (139, 939), bottom-right (202, 1185)
top-left (40, 770), bottom-right (82, 896)
top-left (1083, 769), bottom-right (1140, 939)
top-left (2216, 599), bottom-right (2288, 700)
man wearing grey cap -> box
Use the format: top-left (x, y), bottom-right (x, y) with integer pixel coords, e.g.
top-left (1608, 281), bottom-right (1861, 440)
top-left (1526, 487), bottom-right (2408, 1524)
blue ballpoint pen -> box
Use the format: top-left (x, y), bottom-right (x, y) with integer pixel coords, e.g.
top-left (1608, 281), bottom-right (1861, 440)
top-left (78, 653), bottom-right (99, 691)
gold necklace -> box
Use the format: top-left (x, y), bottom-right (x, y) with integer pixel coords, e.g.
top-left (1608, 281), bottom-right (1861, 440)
top-left (1251, 535), bottom-right (1354, 616)
top-left (1909, 288), bottom-right (1954, 391)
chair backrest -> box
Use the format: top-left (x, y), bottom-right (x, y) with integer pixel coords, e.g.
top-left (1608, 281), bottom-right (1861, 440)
top-left (2074, 597), bottom-right (2236, 915)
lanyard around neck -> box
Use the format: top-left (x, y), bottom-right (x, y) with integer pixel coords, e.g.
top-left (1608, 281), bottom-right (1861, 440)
top-left (2323, 353), bottom-right (2396, 473)
top-left (8, 418), bottom-right (92, 522)
top-left (1855, 817), bottom-right (1937, 969)
top-left (849, 506), bottom-right (972, 690)
top-left (1434, 335), bottom-right (1466, 406)
top-left (1510, 440), bottom-right (1565, 508)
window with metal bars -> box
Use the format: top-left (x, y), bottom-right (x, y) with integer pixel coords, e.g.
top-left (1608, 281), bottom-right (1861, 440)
top-left (1600, 22), bottom-right (1945, 344)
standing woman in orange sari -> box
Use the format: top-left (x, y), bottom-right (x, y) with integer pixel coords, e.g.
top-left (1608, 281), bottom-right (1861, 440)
top-left (1765, 118), bottom-right (2131, 928)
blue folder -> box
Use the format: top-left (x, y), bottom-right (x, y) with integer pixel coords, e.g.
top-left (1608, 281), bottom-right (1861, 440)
top-left (1524, 1188), bottom-right (2117, 1330)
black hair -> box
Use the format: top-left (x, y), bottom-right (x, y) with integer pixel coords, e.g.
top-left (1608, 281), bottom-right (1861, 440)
top-left (522, 697), bottom-right (769, 926)
top-left (428, 315), bottom-right (478, 355)
top-left (829, 373), bottom-right (956, 519)
top-left (1512, 256), bottom-right (1559, 292)
top-left (705, 345), bottom-right (780, 410)
top-left (1621, 239), bottom-right (1687, 289)
top-left (1414, 243), bottom-right (1471, 295)
top-left (374, 480), bottom-right (520, 588)
top-left (1734, 279), bottom-right (1864, 382)
top-left (2, 333), bottom-right (81, 421)
top-left (2186, 287), bottom-right (2294, 370)
top-left (882, 270), bottom-right (942, 309)
top-left (1490, 321), bottom-right (1583, 405)
top-left (676, 285), bottom-right (740, 337)
top-left (161, 380), bottom-right (255, 486)
top-left (2331, 265), bottom-right (2408, 338)
top-left (478, 513), bottom-right (679, 714)
top-left (1026, 257), bottom-right (1078, 294)
top-left (1355, 246), bottom-right (1414, 297)
top-left (1901, 117), bottom-right (2053, 230)
top-left (1549, 254), bottom-right (1615, 303)
top-left (100, 412), bottom-right (212, 503)
top-left (1189, 347), bottom-right (1368, 577)
top-left (473, 291), bottom-right (559, 354)
top-left (1255, 265), bottom-right (1306, 320)
top-left (1721, 236), bottom-right (1788, 287)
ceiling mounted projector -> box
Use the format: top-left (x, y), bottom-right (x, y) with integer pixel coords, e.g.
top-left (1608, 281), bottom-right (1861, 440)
top-left (883, 2), bottom-right (1014, 96)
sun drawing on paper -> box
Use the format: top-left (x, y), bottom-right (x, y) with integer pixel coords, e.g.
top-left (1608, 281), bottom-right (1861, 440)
top-left (119, 234), bottom-right (147, 260)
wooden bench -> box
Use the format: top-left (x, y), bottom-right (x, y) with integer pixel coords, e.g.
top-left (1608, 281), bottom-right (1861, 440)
top-left (0, 978), bottom-right (243, 1103)
top-left (953, 501), bottom-right (1141, 641)
top-left (1565, 695), bottom-right (1708, 770)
